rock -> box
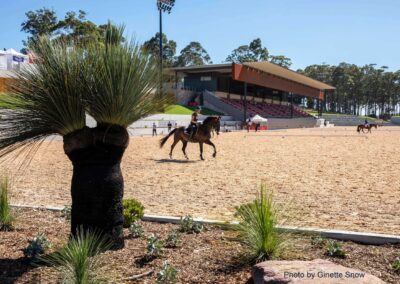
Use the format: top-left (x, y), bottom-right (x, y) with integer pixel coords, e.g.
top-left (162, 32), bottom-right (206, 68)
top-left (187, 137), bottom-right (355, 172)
top-left (252, 259), bottom-right (385, 283)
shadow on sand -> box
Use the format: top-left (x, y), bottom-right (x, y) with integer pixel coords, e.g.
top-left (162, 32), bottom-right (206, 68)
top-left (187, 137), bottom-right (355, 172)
top-left (153, 159), bottom-right (196, 164)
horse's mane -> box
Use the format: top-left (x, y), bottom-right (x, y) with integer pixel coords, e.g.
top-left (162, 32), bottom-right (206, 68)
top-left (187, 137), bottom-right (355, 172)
top-left (202, 116), bottom-right (218, 125)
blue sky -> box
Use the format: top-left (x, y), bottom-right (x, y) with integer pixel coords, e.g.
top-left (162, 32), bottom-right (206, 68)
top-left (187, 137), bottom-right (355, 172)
top-left (1, 0), bottom-right (399, 71)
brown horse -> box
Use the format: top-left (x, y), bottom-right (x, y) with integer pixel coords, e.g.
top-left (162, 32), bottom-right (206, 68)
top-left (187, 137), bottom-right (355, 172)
top-left (357, 123), bottom-right (378, 133)
top-left (160, 116), bottom-right (221, 160)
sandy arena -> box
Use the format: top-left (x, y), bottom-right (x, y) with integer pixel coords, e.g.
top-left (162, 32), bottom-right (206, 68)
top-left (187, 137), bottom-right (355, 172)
top-left (7, 126), bottom-right (400, 235)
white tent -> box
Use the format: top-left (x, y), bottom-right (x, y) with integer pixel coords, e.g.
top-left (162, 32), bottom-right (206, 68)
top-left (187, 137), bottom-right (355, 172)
top-left (0, 50), bottom-right (6, 70)
top-left (3, 48), bottom-right (29, 71)
top-left (250, 114), bottom-right (268, 123)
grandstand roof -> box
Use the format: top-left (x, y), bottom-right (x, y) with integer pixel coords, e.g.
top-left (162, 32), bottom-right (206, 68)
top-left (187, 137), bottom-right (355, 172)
top-left (243, 61), bottom-right (335, 91)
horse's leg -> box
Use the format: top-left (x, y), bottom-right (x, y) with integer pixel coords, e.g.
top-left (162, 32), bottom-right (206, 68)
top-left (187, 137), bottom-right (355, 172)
top-left (169, 136), bottom-right (179, 159)
top-left (204, 140), bottom-right (217, 158)
top-left (199, 142), bottom-right (204, 160)
top-left (182, 141), bottom-right (189, 160)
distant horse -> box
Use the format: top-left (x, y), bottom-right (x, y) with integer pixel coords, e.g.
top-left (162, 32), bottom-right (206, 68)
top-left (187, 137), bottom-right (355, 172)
top-left (160, 116), bottom-right (221, 160)
top-left (357, 123), bottom-right (378, 133)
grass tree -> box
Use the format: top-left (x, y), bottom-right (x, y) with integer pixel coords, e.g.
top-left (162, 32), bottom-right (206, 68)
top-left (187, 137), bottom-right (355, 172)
top-left (0, 24), bottom-right (165, 249)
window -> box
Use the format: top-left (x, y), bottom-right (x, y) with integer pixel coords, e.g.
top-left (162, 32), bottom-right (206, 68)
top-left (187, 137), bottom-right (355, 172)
top-left (200, 76), bottom-right (211, 81)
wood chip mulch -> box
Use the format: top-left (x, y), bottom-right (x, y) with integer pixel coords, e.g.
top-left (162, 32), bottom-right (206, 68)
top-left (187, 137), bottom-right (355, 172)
top-left (0, 208), bottom-right (399, 283)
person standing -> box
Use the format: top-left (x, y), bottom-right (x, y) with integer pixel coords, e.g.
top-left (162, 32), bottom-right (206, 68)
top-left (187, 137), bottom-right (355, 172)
top-left (167, 121), bottom-right (172, 132)
top-left (247, 118), bottom-right (252, 132)
top-left (152, 122), bottom-right (157, 136)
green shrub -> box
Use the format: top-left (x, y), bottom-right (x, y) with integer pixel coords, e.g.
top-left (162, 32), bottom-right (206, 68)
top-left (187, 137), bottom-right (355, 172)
top-left (23, 233), bottom-right (51, 261)
top-left (165, 231), bottom-right (180, 248)
top-left (311, 235), bottom-right (327, 248)
top-left (0, 175), bottom-right (14, 231)
top-left (61, 206), bottom-right (71, 220)
top-left (40, 227), bottom-right (111, 283)
top-left (146, 234), bottom-right (164, 258)
top-left (234, 183), bottom-right (282, 262)
top-left (128, 223), bottom-right (144, 238)
top-left (179, 215), bottom-right (203, 234)
top-left (325, 240), bottom-right (346, 258)
top-left (123, 199), bottom-right (144, 227)
top-left (392, 256), bottom-right (400, 272)
top-left (157, 261), bottom-right (178, 283)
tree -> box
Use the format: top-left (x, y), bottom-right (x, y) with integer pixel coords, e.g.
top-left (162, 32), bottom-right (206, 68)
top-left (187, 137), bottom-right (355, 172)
top-left (21, 8), bottom-right (59, 45)
top-left (175, 41), bottom-right (212, 67)
top-left (225, 38), bottom-right (269, 63)
top-left (269, 55), bottom-right (292, 68)
top-left (142, 33), bottom-right (177, 67)
top-left (0, 25), bottom-right (166, 249)
top-left (21, 8), bottom-right (122, 48)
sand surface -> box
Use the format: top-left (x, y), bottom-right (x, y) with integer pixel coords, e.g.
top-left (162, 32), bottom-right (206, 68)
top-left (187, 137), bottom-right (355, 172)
top-left (7, 126), bottom-right (400, 234)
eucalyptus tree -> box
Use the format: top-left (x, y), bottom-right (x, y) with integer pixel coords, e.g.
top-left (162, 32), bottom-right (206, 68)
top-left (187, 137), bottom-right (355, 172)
top-left (0, 25), bottom-right (164, 249)
top-left (175, 41), bottom-right (212, 67)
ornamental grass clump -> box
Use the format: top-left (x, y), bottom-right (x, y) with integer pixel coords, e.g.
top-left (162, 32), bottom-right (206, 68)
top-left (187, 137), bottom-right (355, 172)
top-left (235, 183), bottom-right (282, 262)
top-left (40, 227), bottom-right (111, 284)
top-left (0, 174), bottom-right (14, 231)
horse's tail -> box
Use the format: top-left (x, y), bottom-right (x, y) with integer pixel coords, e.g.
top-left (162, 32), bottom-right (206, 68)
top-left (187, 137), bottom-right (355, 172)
top-left (160, 128), bottom-right (177, 148)
top-left (357, 126), bottom-right (360, 133)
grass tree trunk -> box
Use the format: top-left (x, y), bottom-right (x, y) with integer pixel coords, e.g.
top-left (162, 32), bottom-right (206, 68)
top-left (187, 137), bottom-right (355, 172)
top-left (63, 125), bottom-right (129, 249)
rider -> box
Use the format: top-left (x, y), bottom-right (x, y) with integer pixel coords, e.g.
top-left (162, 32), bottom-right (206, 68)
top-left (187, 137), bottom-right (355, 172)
top-left (187, 106), bottom-right (201, 138)
top-left (364, 119), bottom-right (369, 128)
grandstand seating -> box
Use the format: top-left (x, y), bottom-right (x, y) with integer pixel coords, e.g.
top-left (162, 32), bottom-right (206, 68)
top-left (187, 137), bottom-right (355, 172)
top-left (219, 98), bottom-right (311, 118)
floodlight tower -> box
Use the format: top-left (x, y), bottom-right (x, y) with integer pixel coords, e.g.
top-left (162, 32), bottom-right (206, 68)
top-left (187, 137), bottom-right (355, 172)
top-left (157, 0), bottom-right (175, 96)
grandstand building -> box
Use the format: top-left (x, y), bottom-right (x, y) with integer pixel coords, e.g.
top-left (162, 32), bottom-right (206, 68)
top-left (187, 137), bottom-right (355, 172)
top-left (170, 61), bottom-right (335, 127)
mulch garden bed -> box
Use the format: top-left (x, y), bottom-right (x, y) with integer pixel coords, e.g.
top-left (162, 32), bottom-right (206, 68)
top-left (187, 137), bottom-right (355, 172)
top-left (0, 208), bottom-right (399, 283)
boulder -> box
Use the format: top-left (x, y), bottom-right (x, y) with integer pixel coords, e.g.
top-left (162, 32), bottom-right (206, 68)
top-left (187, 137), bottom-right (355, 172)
top-left (252, 259), bottom-right (384, 283)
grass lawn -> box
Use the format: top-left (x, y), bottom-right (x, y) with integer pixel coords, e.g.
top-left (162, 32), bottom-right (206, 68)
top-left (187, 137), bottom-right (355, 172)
top-left (163, 104), bottom-right (223, 116)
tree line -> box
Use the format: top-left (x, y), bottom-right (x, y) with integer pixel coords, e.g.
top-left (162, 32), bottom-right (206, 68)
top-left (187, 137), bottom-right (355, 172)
top-left (19, 8), bottom-right (400, 117)
top-left (298, 64), bottom-right (400, 117)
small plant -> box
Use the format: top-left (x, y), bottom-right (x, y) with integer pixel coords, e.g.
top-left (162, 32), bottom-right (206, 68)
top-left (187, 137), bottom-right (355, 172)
top-left (325, 240), bottom-right (346, 258)
top-left (0, 175), bottom-right (14, 231)
top-left (40, 227), bottom-right (111, 283)
top-left (61, 206), bottom-right (71, 220)
top-left (311, 235), bottom-right (327, 248)
top-left (392, 256), bottom-right (400, 272)
top-left (156, 261), bottom-right (178, 283)
top-left (128, 222), bottom-right (144, 238)
top-left (165, 231), bottom-right (180, 248)
top-left (123, 199), bottom-right (144, 227)
top-left (179, 215), bottom-right (203, 234)
top-left (146, 234), bottom-right (164, 258)
top-left (23, 233), bottom-right (51, 261)
top-left (234, 183), bottom-right (282, 261)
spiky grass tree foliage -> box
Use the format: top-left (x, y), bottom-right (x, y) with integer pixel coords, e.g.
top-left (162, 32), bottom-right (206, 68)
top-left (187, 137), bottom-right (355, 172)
top-left (40, 227), bottom-right (111, 284)
top-left (0, 25), bottom-right (163, 249)
top-left (235, 183), bottom-right (282, 262)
